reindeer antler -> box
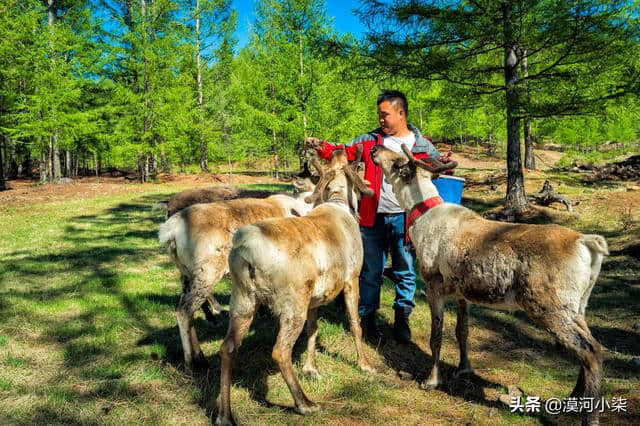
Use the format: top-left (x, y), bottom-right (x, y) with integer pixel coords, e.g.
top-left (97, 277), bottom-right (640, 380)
top-left (344, 165), bottom-right (373, 197)
top-left (310, 158), bottom-right (325, 177)
top-left (400, 144), bottom-right (458, 173)
top-left (304, 159), bottom-right (335, 204)
top-left (353, 144), bottom-right (363, 164)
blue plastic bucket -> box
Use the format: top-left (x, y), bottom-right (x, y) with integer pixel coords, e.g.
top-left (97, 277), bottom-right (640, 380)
top-left (433, 175), bottom-right (465, 205)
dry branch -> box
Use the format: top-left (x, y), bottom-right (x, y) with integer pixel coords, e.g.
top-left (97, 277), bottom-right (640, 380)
top-left (527, 180), bottom-right (572, 211)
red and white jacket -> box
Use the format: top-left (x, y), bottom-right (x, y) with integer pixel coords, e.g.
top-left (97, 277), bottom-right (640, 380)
top-left (315, 125), bottom-right (444, 228)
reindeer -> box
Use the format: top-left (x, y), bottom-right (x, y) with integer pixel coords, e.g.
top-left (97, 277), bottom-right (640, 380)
top-left (158, 177), bottom-right (315, 371)
top-left (216, 147), bottom-right (375, 425)
top-left (370, 144), bottom-right (608, 426)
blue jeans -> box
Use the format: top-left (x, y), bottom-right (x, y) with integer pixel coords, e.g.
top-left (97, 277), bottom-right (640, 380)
top-left (358, 213), bottom-right (416, 316)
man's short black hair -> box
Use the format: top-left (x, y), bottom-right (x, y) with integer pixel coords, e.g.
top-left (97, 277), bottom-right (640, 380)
top-left (377, 90), bottom-right (408, 116)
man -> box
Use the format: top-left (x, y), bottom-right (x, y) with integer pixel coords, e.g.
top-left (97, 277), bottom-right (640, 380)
top-left (306, 90), bottom-right (451, 344)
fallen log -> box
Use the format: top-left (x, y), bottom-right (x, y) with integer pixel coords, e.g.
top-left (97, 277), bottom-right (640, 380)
top-left (528, 180), bottom-right (573, 212)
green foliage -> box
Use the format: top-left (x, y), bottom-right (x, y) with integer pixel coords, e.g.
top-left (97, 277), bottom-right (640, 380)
top-left (0, 0), bottom-right (639, 179)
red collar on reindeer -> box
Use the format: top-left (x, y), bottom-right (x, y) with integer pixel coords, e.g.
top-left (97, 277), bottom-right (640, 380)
top-left (405, 196), bottom-right (444, 243)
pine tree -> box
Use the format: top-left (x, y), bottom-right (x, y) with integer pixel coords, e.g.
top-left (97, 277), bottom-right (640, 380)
top-left (357, 0), bottom-right (639, 212)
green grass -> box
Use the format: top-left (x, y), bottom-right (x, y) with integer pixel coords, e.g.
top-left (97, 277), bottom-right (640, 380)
top-left (0, 178), bottom-right (638, 425)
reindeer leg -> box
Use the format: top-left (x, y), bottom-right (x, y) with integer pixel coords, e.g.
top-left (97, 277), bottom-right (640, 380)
top-left (201, 265), bottom-right (228, 322)
top-left (421, 278), bottom-right (444, 390)
top-left (183, 260), bottom-right (228, 369)
top-left (216, 305), bottom-right (257, 426)
top-left (543, 314), bottom-right (603, 426)
top-left (454, 298), bottom-right (473, 378)
top-left (570, 366), bottom-right (586, 398)
top-left (343, 278), bottom-right (375, 373)
top-left (202, 295), bottom-right (225, 322)
top-left (302, 308), bottom-right (321, 379)
top-left (273, 314), bottom-right (319, 415)
top-left (177, 289), bottom-right (208, 372)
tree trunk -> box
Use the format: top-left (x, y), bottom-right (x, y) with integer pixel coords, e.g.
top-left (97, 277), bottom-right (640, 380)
top-left (521, 47), bottom-right (535, 170)
top-left (502, 2), bottom-right (528, 212)
top-left (195, 0), bottom-right (208, 172)
top-left (52, 133), bottom-right (61, 181)
top-left (94, 151), bottom-right (99, 180)
top-left (8, 138), bottom-right (18, 178)
top-left (0, 135), bottom-right (5, 190)
top-left (137, 153), bottom-right (145, 183)
top-left (281, 137), bottom-right (288, 170)
top-left (523, 119), bottom-right (534, 169)
top-left (48, 0), bottom-right (61, 183)
top-left (222, 114), bottom-right (232, 184)
top-left (39, 143), bottom-right (48, 183)
top-left (270, 82), bottom-right (279, 179)
top-left (160, 141), bottom-right (170, 173)
top-left (65, 150), bottom-right (71, 177)
top-left (151, 152), bottom-right (157, 178)
top-left (1, 136), bottom-right (6, 178)
top-left (141, 0), bottom-right (152, 175)
top-left (298, 30), bottom-right (308, 141)
top-left (24, 149), bottom-right (32, 178)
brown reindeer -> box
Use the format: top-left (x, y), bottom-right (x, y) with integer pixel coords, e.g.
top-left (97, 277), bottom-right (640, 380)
top-left (371, 144), bottom-right (608, 426)
top-left (158, 183), bottom-right (315, 371)
top-left (216, 147), bottom-right (375, 425)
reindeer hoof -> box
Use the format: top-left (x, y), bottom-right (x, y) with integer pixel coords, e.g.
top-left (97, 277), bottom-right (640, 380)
top-left (302, 365), bottom-right (322, 380)
top-left (420, 379), bottom-right (440, 390)
top-left (215, 415), bottom-right (234, 426)
top-left (296, 402), bottom-right (320, 415)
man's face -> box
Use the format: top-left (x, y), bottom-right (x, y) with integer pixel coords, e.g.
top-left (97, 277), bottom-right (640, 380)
top-left (377, 100), bottom-right (405, 136)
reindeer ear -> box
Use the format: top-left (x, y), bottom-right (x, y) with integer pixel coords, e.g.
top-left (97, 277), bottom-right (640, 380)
top-left (292, 178), bottom-right (312, 192)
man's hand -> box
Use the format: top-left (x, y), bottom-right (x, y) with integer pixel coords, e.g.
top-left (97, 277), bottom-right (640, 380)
top-left (305, 137), bottom-right (322, 149)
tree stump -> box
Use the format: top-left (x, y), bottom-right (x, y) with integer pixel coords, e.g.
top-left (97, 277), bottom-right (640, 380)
top-left (528, 180), bottom-right (573, 211)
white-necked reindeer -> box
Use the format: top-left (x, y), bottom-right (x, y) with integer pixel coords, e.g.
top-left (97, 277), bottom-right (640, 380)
top-left (216, 147), bottom-right (375, 425)
top-left (371, 144), bottom-right (607, 426)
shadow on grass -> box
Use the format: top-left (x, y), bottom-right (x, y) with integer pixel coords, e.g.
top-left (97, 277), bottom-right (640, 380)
top-left (0, 193), bottom-right (234, 420)
top-left (1, 185), bottom-right (637, 423)
top-left (461, 195), bottom-right (502, 214)
top-left (315, 298), bottom-right (512, 410)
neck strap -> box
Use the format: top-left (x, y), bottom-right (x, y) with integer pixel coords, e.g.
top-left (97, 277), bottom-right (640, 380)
top-left (405, 196), bottom-right (444, 242)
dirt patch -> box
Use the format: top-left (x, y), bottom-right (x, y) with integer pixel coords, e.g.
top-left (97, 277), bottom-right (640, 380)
top-left (436, 144), bottom-right (563, 171)
top-left (0, 173), bottom-right (282, 208)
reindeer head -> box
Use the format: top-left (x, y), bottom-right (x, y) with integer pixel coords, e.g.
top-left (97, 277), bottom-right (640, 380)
top-left (292, 161), bottom-right (319, 195)
top-left (370, 144), bottom-right (457, 210)
top-left (304, 145), bottom-right (373, 217)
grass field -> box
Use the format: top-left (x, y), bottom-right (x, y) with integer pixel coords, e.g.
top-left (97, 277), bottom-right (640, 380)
top-left (0, 167), bottom-right (638, 425)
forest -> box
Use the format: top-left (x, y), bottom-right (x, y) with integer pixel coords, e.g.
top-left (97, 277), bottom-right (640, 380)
top-left (1, 1), bottom-right (639, 204)
top-left (1, 2), bottom-right (639, 424)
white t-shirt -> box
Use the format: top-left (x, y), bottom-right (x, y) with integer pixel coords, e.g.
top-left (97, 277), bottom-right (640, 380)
top-left (377, 133), bottom-right (416, 213)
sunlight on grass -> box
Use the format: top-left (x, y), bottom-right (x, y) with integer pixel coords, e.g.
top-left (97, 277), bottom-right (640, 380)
top-left (0, 181), bottom-right (637, 425)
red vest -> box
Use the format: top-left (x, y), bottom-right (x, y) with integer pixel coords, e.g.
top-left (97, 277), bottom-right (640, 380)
top-left (315, 135), bottom-right (432, 227)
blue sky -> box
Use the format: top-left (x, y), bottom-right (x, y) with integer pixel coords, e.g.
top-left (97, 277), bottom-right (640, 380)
top-left (231, 0), bottom-right (365, 47)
